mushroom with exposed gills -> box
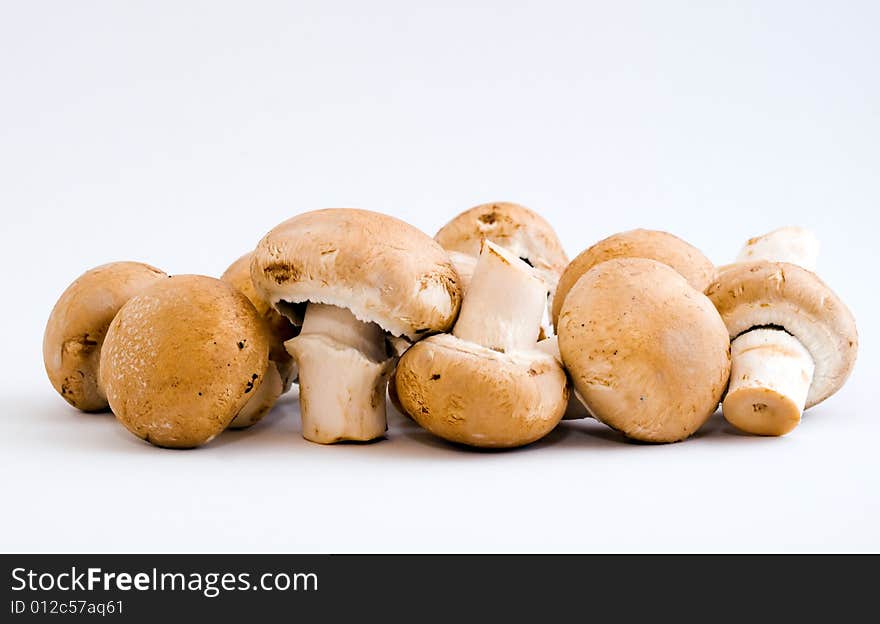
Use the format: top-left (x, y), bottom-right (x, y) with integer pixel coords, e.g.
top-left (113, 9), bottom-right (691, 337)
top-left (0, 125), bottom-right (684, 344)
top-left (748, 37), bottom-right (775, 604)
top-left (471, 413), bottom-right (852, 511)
top-left (558, 258), bottom-right (730, 443)
top-left (251, 209), bottom-right (461, 444)
top-left (100, 275), bottom-right (271, 449)
top-left (43, 262), bottom-right (168, 412)
top-left (221, 252), bottom-right (299, 428)
top-left (707, 228), bottom-right (857, 436)
top-left (395, 241), bottom-right (568, 448)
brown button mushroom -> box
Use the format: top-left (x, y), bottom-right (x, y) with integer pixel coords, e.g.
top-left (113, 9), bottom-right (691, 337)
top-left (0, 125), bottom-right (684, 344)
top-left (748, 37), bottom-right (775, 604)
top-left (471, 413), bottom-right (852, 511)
top-left (552, 229), bottom-right (716, 329)
top-left (43, 262), bottom-right (167, 412)
top-left (99, 275), bottom-right (270, 449)
top-left (434, 201), bottom-right (569, 298)
top-left (221, 252), bottom-right (299, 428)
top-left (707, 261), bottom-right (857, 436)
top-left (558, 258), bottom-right (731, 443)
top-left (395, 241), bottom-right (568, 448)
top-left (251, 209), bottom-right (461, 444)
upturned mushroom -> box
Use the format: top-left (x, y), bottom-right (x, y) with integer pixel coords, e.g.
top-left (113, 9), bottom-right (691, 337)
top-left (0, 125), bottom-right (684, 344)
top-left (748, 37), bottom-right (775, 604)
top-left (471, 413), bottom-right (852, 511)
top-left (388, 201), bottom-right (569, 418)
top-left (100, 275), bottom-right (270, 448)
top-left (707, 228), bottom-right (857, 436)
top-left (395, 241), bottom-right (568, 448)
top-left (251, 209), bottom-right (461, 444)
top-left (221, 252), bottom-right (298, 428)
top-left (557, 258), bottom-right (730, 443)
top-left (43, 261), bottom-right (167, 412)
top-left (552, 229), bottom-right (716, 329)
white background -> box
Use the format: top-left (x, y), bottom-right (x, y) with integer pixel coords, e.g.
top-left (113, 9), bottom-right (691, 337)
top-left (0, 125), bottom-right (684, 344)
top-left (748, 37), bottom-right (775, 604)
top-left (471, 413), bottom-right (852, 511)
top-left (1, 1), bottom-right (877, 553)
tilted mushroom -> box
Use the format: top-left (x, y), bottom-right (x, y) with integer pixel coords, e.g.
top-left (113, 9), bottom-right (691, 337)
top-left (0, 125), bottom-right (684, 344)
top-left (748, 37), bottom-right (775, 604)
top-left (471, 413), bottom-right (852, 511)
top-left (221, 252), bottom-right (299, 428)
top-left (395, 241), bottom-right (568, 448)
top-left (706, 228), bottom-right (857, 436)
top-left (43, 262), bottom-right (167, 412)
top-left (558, 258), bottom-right (730, 443)
top-left (547, 229), bottom-right (715, 420)
top-left (100, 275), bottom-right (270, 448)
top-left (552, 228), bottom-right (715, 329)
top-left (251, 209), bottom-right (461, 444)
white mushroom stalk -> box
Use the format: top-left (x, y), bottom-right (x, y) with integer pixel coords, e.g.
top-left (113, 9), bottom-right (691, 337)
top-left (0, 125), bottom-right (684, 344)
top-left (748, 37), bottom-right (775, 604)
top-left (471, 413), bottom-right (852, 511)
top-left (285, 303), bottom-right (393, 444)
top-left (724, 329), bottom-right (815, 436)
top-left (736, 226), bottom-right (820, 272)
top-left (453, 241), bottom-right (546, 352)
top-left (725, 227), bottom-right (820, 435)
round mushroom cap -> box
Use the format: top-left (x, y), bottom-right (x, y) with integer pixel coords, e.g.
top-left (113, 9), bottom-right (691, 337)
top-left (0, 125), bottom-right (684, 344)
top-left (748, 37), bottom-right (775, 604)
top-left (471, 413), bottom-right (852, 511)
top-left (558, 258), bottom-right (730, 443)
top-left (221, 252), bottom-right (297, 387)
top-left (100, 275), bottom-right (270, 449)
top-left (434, 202), bottom-right (568, 282)
top-left (251, 209), bottom-right (462, 340)
top-left (395, 333), bottom-right (568, 448)
top-left (43, 261), bottom-right (167, 412)
top-left (552, 229), bottom-right (715, 328)
top-left (706, 261), bottom-right (858, 408)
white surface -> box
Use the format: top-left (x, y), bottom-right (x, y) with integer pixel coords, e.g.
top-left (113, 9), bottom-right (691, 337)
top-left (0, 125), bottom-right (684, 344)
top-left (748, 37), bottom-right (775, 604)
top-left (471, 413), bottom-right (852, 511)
top-left (1, 1), bottom-right (878, 553)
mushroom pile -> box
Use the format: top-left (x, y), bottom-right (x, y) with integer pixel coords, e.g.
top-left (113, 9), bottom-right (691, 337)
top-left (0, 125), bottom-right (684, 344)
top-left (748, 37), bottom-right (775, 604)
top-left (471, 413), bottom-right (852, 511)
top-left (43, 205), bottom-right (858, 449)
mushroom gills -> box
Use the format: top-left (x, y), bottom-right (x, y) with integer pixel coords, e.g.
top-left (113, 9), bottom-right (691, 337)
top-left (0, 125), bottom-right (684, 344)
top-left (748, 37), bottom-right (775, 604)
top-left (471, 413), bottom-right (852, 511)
top-left (736, 226), bottom-right (819, 272)
top-left (723, 328), bottom-right (815, 436)
top-left (452, 241), bottom-right (547, 352)
top-left (284, 303), bottom-right (393, 444)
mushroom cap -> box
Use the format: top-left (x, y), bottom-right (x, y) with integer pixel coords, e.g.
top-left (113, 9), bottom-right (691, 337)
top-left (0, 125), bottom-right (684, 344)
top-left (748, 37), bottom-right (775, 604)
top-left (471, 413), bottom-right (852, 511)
top-left (552, 229), bottom-right (715, 328)
top-left (558, 258), bottom-right (730, 443)
top-left (100, 275), bottom-right (270, 448)
top-left (706, 261), bottom-right (858, 408)
top-left (251, 209), bottom-right (462, 341)
top-left (434, 202), bottom-right (568, 281)
top-left (222, 252), bottom-right (297, 386)
top-left (43, 261), bottom-right (167, 412)
top-left (395, 333), bottom-right (568, 448)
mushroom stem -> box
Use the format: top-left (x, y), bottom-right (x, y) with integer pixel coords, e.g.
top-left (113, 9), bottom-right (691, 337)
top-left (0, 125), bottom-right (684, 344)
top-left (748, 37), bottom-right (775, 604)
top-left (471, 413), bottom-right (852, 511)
top-left (536, 336), bottom-right (592, 420)
top-left (723, 328), bottom-right (815, 436)
top-left (736, 226), bottom-right (820, 271)
top-left (453, 241), bottom-right (547, 352)
top-left (285, 303), bottom-right (393, 444)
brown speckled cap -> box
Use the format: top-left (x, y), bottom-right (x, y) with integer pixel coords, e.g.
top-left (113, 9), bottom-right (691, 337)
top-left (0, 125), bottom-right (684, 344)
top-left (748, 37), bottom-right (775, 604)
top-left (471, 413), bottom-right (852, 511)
top-left (706, 261), bottom-right (858, 408)
top-left (99, 275), bottom-right (270, 448)
top-left (435, 201), bottom-right (568, 287)
top-left (43, 261), bottom-right (167, 412)
top-left (552, 229), bottom-right (715, 328)
top-left (558, 258), bottom-right (730, 443)
top-left (250, 208), bottom-right (462, 340)
top-left (395, 334), bottom-right (568, 448)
